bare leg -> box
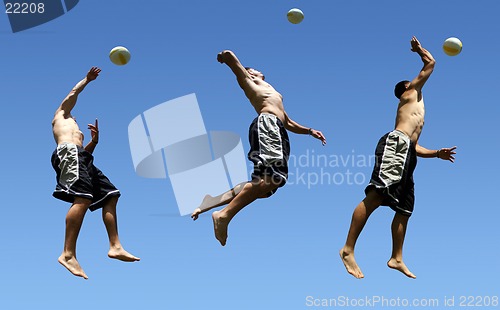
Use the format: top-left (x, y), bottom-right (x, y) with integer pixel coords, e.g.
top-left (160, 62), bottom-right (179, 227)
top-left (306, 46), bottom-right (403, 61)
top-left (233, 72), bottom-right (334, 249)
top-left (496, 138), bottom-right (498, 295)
top-left (102, 196), bottom-right (140, 262)
top-left (340, 190), bottom-right (382, 279)
top-left (58, 197), bottom-right (91, 280)
top-left (191, 182), bottom-right (246, 220)
top-left (387, 213), bottom-right (416, 278)
top-left (212, 177), bottom-right (277, 246)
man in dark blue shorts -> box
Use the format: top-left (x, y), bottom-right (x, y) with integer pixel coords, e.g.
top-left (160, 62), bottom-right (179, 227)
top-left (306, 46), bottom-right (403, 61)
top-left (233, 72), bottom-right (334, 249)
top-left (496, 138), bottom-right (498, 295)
top-left (52, 67), bottom-right (139, 279)
top-left (191, 50), bottom-right (327, 246)
top-left (339, 37), bottom-right (457, 279)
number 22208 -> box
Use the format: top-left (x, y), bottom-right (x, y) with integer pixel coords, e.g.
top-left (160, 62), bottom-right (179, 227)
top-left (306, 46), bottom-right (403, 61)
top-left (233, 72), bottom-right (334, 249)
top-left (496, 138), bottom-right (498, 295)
top-left (5, 3), bottom-right (45, 14)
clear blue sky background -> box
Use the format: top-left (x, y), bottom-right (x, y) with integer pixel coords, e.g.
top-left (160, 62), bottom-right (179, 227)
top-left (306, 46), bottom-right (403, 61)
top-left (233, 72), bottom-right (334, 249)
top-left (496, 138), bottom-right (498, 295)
top-left (1, 0), bottom-right (499, 309)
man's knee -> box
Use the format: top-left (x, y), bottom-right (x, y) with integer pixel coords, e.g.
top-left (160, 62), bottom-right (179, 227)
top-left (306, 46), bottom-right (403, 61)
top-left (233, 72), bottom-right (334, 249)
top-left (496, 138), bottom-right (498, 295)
top-left (259, 180), bottom-right (280, 197)
top-left (361, 189), bottom-right (383, 213)
top-left (248, 176), bottom-right (281, 198)
top-left (103, 195), bottom-right (119, 209)
top-left (364, 188), bottom-right (383, 205)
top-left (73, 197), bottom-right (92, 208)
top-left (257, 190), bottom-right (275, 199)
top-left (393, 212), bottom-right (410, 223)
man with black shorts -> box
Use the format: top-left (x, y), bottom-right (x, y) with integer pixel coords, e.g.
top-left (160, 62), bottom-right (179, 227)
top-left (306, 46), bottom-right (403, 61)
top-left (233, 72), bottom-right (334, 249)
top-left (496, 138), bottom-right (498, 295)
top-left (191, 50), bottom-right (327, 246)
top-left (339, 36), bottom-right (457, 279)
top-left (51, 67), bottom-right (139, 279)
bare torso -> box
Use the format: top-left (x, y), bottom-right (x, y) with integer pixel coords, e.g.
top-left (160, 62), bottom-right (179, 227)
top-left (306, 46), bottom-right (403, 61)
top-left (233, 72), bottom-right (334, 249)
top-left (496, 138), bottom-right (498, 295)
top-left (52, 110), bottom-right (84, 146)
top-left (243, 78), bottom-right (285, 123)
top-left (394, 88), bottom-right (425, 143)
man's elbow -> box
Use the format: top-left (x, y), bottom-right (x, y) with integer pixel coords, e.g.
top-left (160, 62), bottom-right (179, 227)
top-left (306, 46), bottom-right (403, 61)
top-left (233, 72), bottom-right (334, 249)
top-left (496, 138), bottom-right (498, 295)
top-left (426, 58), bottom-right (436, 69)
top-left (284, 121), bottom-right (293, 131)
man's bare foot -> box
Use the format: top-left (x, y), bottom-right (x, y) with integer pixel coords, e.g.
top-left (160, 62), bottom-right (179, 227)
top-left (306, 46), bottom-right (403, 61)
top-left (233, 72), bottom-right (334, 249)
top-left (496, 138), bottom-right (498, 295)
top-left (191, 208), bottom-right (202, 221)
top-left (108, 247), bottom-right (141, 262)
top-left (191, 195), bottom-right (214, 220)
top-left (212, 210), bottom-right (228, 246)
top-left (58, 254), bottom-right (88, 280)
top-left (387, 258), bottom-right (416, 279)
top-left (339, 247), bottom-right (364, 279)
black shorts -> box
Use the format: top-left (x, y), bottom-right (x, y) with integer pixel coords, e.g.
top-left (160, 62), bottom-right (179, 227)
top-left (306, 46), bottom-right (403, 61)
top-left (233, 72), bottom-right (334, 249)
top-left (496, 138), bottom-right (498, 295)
top-left (247, 113), bottom-right (290, 196)
top-left (51, 143), bottom-right (121, 211)
top-left (365, 130), bottom-right (417, 216)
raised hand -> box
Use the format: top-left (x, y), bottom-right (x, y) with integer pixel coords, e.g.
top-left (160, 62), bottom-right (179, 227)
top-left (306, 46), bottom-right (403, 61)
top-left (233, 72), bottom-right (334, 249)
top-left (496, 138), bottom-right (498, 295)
top-left (410, 36), bottom-right (422, 52)
top-left (88, 118), bottom-right (99, 143)
top-left (217, 50), bottom-right (233, 64)
top-left (217, 52), bottom-right (225, 64)
top-left (311, 129), bottom-right (327, 146)
top-left (86, 67), bottom-right (101, 81)
top-left (437, 146), bottom-right (457, 163)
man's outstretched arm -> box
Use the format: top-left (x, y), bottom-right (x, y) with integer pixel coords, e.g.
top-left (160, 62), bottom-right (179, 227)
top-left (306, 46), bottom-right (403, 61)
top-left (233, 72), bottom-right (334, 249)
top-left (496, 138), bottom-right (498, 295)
top-left (416, 144), bottom-right (457, 162)
top-left (283, 112), bottom-right (327, 145)
top-left (217, 50), bottom-right (258, 96)
top-left (55, 67), bottom-right (101, 117)
top-left (408, 36), bottom-right (435, 92)
top-left (217, 50), bottom-right (248, 81)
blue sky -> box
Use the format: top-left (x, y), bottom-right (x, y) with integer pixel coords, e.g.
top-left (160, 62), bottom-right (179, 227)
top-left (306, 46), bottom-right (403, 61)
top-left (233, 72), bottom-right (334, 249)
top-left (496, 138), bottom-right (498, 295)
top-left (1, 0), bottom-right (499, 309)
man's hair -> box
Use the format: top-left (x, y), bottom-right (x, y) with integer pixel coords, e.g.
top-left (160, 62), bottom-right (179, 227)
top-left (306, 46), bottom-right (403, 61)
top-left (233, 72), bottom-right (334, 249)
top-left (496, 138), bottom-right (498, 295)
top-left (394, 80), bottom-right (410, 99)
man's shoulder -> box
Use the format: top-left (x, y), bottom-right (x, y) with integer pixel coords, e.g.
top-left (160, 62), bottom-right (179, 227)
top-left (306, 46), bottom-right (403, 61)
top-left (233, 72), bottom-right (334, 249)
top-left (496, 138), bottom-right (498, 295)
top-left (53, 108), bottom-right (65, 119)
top-left (52, 109), bottom-right (72, 124)
top-left (401, 88), bottom-right (419, 101)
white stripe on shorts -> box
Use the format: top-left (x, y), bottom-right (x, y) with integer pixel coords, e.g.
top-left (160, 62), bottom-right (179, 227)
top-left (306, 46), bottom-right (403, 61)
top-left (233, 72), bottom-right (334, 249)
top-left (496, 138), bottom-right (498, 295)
top-left (56, 143), bottom-right (80, 190)
top-left (378, 130), bottom-right (410, 187)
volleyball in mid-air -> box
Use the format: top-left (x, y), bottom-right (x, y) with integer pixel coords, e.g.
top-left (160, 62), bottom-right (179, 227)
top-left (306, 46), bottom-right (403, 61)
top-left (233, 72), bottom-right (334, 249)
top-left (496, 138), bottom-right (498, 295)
top-left (287, 8), bottom-right (304, 24)
top-left (109, 46), bottom-right (131, 65)
top-left (443, 37), bottom-right (462, 56)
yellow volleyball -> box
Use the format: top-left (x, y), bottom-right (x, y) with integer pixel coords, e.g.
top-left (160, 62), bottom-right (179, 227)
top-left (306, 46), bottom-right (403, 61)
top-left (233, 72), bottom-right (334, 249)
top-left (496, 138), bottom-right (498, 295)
top-left (287, 8), bottom-right (304, 24)
top-left (109, 46), bottom-right (131, 65)
top-left (443, 37), bottom-right (462, 56)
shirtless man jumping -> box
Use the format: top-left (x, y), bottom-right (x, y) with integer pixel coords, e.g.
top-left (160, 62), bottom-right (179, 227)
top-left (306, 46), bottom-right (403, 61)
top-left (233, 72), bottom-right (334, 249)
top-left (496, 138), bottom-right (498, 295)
top-left (339, 37), bottom-right (457, 279)
top-left (51, 67), bottom-right (139, 279)
top-left (191, 50), bottom-right (327, 246)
